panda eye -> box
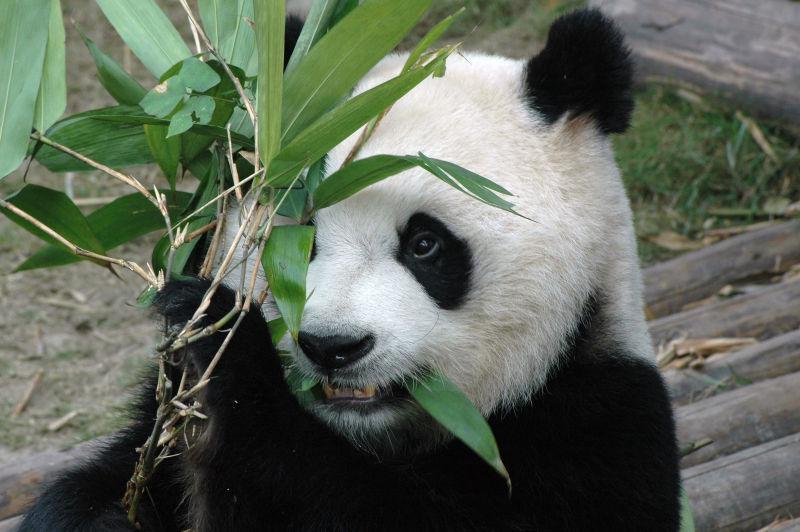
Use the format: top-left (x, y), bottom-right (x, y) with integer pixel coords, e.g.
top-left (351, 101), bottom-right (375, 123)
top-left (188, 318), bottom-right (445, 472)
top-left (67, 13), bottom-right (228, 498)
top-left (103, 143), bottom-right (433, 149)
top-left (409, 231), bottom-right (441, 259)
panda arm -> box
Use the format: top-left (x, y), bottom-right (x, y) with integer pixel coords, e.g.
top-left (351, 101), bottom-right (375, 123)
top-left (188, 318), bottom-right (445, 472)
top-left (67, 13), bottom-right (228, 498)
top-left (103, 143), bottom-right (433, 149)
top-left (156, 278), bottom-right (505, 531)
top-left (18, 377), bottom-right (184, 532)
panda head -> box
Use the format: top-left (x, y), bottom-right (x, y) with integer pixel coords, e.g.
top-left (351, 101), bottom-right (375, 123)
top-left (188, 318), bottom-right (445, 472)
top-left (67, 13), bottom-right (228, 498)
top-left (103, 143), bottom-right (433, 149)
top-left (233, 9), bottom-right (649, 452)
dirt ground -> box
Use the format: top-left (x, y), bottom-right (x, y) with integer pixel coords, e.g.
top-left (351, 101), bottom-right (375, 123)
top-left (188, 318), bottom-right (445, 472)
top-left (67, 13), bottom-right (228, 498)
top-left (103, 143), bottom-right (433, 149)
top-left (0, 1), bottom-right (550, 464)
top-left (0, 0), bottom-right (190, 463)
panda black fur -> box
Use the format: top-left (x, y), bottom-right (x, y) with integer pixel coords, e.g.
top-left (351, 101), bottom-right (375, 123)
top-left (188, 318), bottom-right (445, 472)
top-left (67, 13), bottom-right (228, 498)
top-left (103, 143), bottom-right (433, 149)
top-left (20, 9), bottom-right (681, 532)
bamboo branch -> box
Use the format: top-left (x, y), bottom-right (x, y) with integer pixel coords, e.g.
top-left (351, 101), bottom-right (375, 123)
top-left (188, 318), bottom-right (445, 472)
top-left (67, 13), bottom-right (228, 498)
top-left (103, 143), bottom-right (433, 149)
top-left (0, 198), bottom-right (157, 286)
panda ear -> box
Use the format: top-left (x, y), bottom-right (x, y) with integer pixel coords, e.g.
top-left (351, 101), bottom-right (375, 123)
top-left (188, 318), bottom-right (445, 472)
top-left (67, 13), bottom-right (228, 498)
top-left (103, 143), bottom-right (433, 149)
top-left (524, 8), bottom-right (634, 135)
top-left (284, 15), bottom-right (305, 69)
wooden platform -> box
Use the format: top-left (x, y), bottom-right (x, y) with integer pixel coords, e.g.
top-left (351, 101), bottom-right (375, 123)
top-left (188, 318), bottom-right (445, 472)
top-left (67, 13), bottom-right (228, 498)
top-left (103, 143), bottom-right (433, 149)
top-left (2, 221), bottom-right (800, 530)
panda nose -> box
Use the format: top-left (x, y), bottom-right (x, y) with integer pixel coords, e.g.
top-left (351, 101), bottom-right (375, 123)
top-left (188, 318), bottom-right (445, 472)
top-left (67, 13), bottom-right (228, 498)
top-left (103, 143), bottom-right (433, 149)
top-left (297, 332), bottom-right (375, 370)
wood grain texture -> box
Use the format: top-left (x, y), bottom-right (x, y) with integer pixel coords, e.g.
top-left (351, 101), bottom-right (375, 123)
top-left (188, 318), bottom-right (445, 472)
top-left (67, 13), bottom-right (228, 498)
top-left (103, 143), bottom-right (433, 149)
top-left (677, 371), bottom-right (800, 467)
top-left (589, 0), bottom-right (800, 123)
top-left (642, 221), bottom-right (800, 318)
top-left (648, 279), bottom-right (800, 346)
top-left (683, 432), bottom-right (800, 532)
top-left (0, 443), bottom-right (93, 520)
top-left (665, 328), bottom-right (800, 405)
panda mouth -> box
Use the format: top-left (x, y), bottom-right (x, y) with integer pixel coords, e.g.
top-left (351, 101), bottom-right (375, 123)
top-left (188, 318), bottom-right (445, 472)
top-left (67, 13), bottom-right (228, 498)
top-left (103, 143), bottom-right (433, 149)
top-left (321, 382), bottom-right (406, 405)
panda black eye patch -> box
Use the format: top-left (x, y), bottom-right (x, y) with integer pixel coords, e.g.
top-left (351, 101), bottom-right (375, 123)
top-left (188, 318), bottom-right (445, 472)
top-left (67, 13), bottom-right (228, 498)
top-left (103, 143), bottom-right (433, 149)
top-left (398, 213), bottom-right (472, 310)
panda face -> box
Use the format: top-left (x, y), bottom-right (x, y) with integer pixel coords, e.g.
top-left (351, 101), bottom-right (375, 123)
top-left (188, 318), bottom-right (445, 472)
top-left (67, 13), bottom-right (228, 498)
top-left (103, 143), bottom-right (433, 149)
top-left (224, 12), bottom-right (651, 450)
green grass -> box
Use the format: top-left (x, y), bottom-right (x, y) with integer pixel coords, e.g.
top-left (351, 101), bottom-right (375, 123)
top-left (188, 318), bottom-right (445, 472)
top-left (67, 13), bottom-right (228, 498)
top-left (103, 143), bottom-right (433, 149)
top-left (618, 86), bottom-right (800, 264)
top-left (407, 0), bottom-right (586, 46)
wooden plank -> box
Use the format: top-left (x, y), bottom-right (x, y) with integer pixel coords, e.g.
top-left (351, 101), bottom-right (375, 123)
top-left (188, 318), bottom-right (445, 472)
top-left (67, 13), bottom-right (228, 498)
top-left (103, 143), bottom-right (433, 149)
top-left (683, 433), bottom-right (800, 532)
top-left (665, 328), bottom-right (800, 405)
top-left (0, 443), bottom-right (93, 520)
top-left (0, 516), bottom-right (21, 532)
top-left (642, 221), bottom-right (800, 318)
top-left (649, 279), bottom-right (800, 346)
top-left (590, 0), bottom-right (800, 124)
top-left (677, 371), bottom-right (800, 467)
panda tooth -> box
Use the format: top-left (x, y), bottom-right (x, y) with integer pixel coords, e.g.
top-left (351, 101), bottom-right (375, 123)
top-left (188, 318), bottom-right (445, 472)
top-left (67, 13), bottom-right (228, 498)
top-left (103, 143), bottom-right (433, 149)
top-left (363, 386), bottom-right (377, 398)
top-left (322, 383), bottom-right (335, 399)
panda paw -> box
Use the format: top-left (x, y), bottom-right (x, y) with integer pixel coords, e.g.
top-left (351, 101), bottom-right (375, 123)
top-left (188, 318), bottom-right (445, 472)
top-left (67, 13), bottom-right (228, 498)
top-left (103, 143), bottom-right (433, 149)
top-left (153, 278), bottom-right (276, 376)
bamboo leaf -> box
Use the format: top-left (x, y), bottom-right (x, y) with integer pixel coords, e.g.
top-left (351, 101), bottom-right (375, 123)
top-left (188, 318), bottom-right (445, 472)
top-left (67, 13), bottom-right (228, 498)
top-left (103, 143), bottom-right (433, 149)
top-left (269, 55), bottom-right (446, 182)
top-left (261, 225), bottom-right (315, 339)
top-left (78, 29), bottom-right (146, 105)
top-left (199, 0), bottom-right (257, 75)
top-left (313, 155), bottom-right (414, 210)
top-left (283, 0), bottom-right (338, 77)
top-left (407, 372), bottom-right (511, 491)
top-left (34, 106), bottom-right (154, 172)
top-left (144, 124), bottom-right (181, 189)
top-left (403, 7), bottom-right (463, 72)
top-left (680, 489), bottom-right (695, 532)
top-left (254, 0), bottom-right (285, 167)
top-left (412, 153), bottom-right (519, 215)
top-left (1, 184), bottom-right (105, 258)
top-left (0, 0), bottom-right (51, 178)
top-left (313, 153), bottom-right (518, 217)
top-left (90, 106), bottom-right (254, 148)
top-left (96, 0), bottom-right (191, 78)
top-left (18, 191), bottom-right (191, 271)
top-left (281, 0), bottom-right (431, 144)
top-left (33, 0), bottom-right (66, 133)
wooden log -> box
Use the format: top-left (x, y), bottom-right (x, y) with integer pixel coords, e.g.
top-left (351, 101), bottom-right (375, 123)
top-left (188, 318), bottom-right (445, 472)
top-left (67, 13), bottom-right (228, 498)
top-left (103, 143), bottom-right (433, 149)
top-left (665, 328), bottom-right (800, 405)
top-left (762, 517), bottom-right (800, 532)
top-left (648, 279), bottom-right (800, 346)
top-left (642, 221), bottom-right (800, 318)
top-left (589, 0), bottom-right (800, 124)
top-left (0, 516), bottom-right (21, 532)
top-left (0, 443), bottom-right (93, 520)
top-left (677, 371), bottom-right (800, 467)
top-left (682, 432), bottom-right (800, 532)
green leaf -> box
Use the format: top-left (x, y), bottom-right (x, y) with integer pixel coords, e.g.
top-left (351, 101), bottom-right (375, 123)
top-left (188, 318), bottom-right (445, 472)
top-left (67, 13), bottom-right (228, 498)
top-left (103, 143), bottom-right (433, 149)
top-left (1, 185), bottom-right (105, 259)
top-left (284, 0), bottom-right (339, 77)
top-left (17, 191), bottom-right (192, 271)
top-left (0, 0), bottom-right (51, 178)
top-left (34, 106), bottom-right (154, 172)
top-left (403, 7), bottom-right (463, 72)
top-left (96, 0), bottom-right (191, 78)
top-left (140, 77), bottom-right (186, 118)
top-left (199, 0), bottom-right (238, 53)
top-left (407, 372), bottom-right (511, 490)
top-left (33, 0), bottom-right (66, 133)
top-left (276, 187), bottom-right (309, 220)
top-left (179, 57), bottom-right (222, 92)
top-left (166, 96), bottom-right (217, 138)
top-left (269, 55), bottom-right (446, 181)
top-left (199, 0), bottom-right (257, 75)
top-left (281, 0), bottom-right (431, 144)
top-left (144, 124), bottom-right (181, 189)
top-left (261, 225), bottom-right (315, 339)
top-left (78, 29), bottom-right (146, 106)
top-left (412, 153), bottom-right (519, 215)
top-left (267, 317), bottom-right (288, 347)
top-left (313, 155), bottom-right (413, 210)
top-left (679, 489), bottom-right (695, 532)
top-left (90, 107), bottom-right (254, 148)
top-left (254, 0), bottom-right (284, 166)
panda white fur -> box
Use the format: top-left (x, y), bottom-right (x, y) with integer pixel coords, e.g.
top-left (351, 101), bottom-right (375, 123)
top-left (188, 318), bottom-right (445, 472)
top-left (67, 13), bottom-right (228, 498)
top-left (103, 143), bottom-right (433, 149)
top-left (21, 9), bottom-right (680, 531)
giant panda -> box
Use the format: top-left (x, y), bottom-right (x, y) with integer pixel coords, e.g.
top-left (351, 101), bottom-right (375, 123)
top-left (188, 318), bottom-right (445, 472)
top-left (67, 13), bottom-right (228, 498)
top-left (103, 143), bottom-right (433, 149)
top-left (20, 8), bottom-right (681, 532)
